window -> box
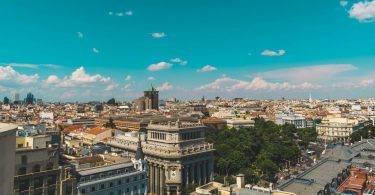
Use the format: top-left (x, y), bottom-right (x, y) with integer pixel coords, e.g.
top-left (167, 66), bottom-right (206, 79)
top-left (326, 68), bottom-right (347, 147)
top-left (91, 186), bottom-right (96, 192)
top-left (18, 167), bottom-right (27, 175)
top-left (81, 189), bottom-right (86, 194)
top-left (110, 182), bottom-right (113, 187)
top-left (33, 164), bottom-right (41, 172)
top-left (19, 179), bottom-right (29, 192)
top-left (126, 188), bottom-right (130, 193)
top-left (21, 155), bottom-right (27, 165)
top-left (142, 183), bottom-right (145, 189)
top-left (134, 176), bottom-right (138, 181)
top-left (100, 184), bottom-right (105, 190)
top-left (47, 175), bottom-right (57, 185)
top-left (134, 185), bottom-right (138, 190)
top-left (34, 177), bottom-right (43, 189)
top-left (46, 162), bottom-right (54, 170)
top-left (110, 192), bottom-right (113, 195)
top-left (118, 180), bottom-right (122, 185)
top-left (142, 174), bottom-right (145, 179)
top-left (126, 178), bottom-right (129, 183)
top-left (118, 190), bottom-right (122, 195)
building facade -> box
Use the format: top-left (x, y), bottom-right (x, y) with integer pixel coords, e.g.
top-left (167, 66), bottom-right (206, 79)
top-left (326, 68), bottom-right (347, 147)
top-left (75, 142), bottom-right (148, 195)
top-left (316, 116), bottom-right (370, 142)
top-left (0, 123), bottom-right (18, 195)
top-left (144, 85), bottom-right (159, 111)
top-left (106, 120), bottom-right (215, 195)
top-left (276, 113), bottom-right (307, 129)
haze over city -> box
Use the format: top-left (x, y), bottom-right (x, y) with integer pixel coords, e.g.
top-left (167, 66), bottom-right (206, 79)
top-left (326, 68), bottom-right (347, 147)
top-left (1, 0), bottom-right (375, 101)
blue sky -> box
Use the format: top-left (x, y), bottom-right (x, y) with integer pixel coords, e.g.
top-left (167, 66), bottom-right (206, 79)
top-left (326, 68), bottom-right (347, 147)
top-left (1, 0), bottom-right (375, 101)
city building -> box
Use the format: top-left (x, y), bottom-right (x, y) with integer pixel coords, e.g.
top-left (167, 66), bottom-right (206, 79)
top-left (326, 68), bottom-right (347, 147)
top-left (75, 153), bottom-right (148, 195)
top-left (226, 118), bottom-right (255, 129)
top-left (14, 137), bottom-right (77, 195)
top-left (316, 115), bottom-right (370, 142)
top-left (144, 85), bottom-right (159, 111)
top-left (107, 120), bottom-right (215, 195)
top-left (0, 123), bottom-right (18, 195)
top-left (95, 117), bottom-right (149, 131)
top-left (275, 113), bottom-right (307, 129)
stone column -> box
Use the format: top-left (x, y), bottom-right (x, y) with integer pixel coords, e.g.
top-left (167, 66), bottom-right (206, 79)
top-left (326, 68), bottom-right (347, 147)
top-left (160, 166), bottom-right (164, 195)
top-left (166, 186), bottom-right (171, 195)
top-left (193, 163), bottom-right (197, 184)
top-left (202, 161), bottom-right (207, 184)
top-left (209, 160), bottom-right (214, 181)
top-left (185, 165), bottom-right (190, 185)
top-left (150, 164), bottom-right (154, 194)
top-left (197, 162), bottom-right (202, 185)
top-left (155, 165), bottom-right (160, 195)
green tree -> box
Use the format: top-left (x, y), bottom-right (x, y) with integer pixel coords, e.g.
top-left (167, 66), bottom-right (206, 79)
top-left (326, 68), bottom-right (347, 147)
top-left (103, 117), bottom-right (116, 128)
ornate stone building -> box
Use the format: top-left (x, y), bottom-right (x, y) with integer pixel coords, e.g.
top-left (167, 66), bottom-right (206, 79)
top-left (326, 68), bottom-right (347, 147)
top-left (144, 85), bottom-right (159, 111)
top-left (106, 120), bottom-right (215, 195)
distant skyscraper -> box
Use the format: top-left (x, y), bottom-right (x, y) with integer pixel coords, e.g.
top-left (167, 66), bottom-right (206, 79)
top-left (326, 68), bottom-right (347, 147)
top-left (144, 84), bottom-right (159, 110)
top-left (25, 92), bottom-right (35, 105)
top-left (14, 93), bottom-right (20, 103)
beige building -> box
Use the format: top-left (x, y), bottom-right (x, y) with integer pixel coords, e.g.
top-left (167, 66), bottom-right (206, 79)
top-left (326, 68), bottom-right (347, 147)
top-left (107, 120), bottom-right (215, 195)
top-left (14, 132), bottom-right (77, 195)
top-left (316, 115), bottom-right (370, 142)
top-left (0, 123), bottom-right (18, 195)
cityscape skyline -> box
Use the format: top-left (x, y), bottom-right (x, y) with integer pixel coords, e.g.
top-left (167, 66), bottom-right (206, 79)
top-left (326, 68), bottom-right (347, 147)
top-left (1, 0), bottom-right (375, 101)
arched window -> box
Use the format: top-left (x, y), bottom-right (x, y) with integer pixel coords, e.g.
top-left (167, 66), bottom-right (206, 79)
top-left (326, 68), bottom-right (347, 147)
top-left (46, 162), bottom-right (54, 170)
top-left (32, 164), bottom-right (41, 172)
top-left (18, 167), bottom-right (27, 175)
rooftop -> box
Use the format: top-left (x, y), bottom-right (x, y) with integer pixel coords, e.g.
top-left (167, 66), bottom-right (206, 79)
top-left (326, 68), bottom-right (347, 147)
top-left (0, 123), bottom-right (17, 134)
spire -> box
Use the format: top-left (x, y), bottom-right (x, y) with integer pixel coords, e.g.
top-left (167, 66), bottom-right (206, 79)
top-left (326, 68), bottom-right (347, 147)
top-left (135, 133), bottom-right (145, 160)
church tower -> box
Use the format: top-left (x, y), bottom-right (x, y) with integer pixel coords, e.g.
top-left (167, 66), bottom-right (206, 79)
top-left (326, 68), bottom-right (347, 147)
top-left (144, 84), bottom-right (159, 110)
top-left (132, 134), bottom-right (147, 172)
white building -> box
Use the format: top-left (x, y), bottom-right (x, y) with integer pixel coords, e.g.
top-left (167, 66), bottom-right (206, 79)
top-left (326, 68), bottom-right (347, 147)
top-left (226, 118), bottom-right (255, 129)
top-left (276, 113), bottom-right (307, 129)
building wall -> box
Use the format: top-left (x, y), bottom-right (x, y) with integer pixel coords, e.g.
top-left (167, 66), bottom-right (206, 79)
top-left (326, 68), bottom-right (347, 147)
top-left (0, 125), bottom-right (17, 195)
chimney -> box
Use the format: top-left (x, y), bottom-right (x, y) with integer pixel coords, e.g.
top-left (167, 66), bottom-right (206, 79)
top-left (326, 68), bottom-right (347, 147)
top-left (236, 174), bottom-right (245, 189)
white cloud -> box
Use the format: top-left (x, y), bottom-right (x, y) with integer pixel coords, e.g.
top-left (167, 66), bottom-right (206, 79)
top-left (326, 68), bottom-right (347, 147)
top-left (125, 75), bottom-right (132, 81)
top-left (43, 64), bottom-right (62, 69)
top-left (170, 58), bottom-right (188, 65)
top-left (261, 49), bottom-right (286, 56)
top-left (349, 0), bottom-right (375, 22)
top-left (259, 64), bottom-right (357, 82)
top-left (8, 63), bottom-right (39, 69)
top-left (151, 32), bottom-right (166, 38)
top-left (93, 48), bottom-right (99, 54)
top-left (0, 63), bottom-right (62, 69)
top-left (116, 12), bottom-right (124, 17)
top-left (0, 66), bottom-right (39, 84)
top-left (157, 82), bottom-right (173, 91)
top-left (147, 62), bottom-right (172, 71)
top-left (196, 76), bottom-right (317, 92)
top-left (108, 11), bottom-right (113, 15)
top-left (44, 66), bottom-right (111, 87)
top-left (105, 83), bottom-right (119, 91)
top-left (126, 11), bottom-right (133, 16)
top-left (197, 65), bottom-right (217, 72)
top-left (77, 32), bottom-right (84, 39)
top-left (45, 75), bottom-right (60, 85)
top-left (148, 76), bottom-right (155, 80)
top-left (340, 1), bottom-right (348, 7)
